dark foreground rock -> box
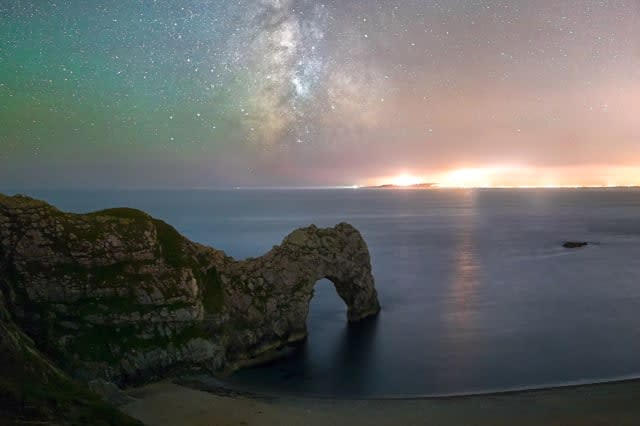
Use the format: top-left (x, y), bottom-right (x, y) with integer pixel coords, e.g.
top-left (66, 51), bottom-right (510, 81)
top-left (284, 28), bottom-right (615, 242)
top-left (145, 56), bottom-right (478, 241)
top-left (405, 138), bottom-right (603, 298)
top-left (0, 291), bottom-right (142, 425)
top-left (563, 241), bottom-right (589, 249)
top-left (0, 193), bottom-right (380, 423)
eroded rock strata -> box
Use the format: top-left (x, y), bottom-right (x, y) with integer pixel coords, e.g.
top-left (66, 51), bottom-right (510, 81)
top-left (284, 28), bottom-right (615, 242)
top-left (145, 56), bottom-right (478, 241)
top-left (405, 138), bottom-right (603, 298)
top-left (0, 193), bottom-right (380, 396)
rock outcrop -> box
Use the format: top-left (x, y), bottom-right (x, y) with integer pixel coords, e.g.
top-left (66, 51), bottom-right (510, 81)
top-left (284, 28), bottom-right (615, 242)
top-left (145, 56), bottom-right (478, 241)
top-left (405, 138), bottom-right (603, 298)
top-left (563, 241), bottom-right (589, 249)
top-left (0, 193), bottom-right (380, 396)
top-left (222, 223), bottom-right (380, 370)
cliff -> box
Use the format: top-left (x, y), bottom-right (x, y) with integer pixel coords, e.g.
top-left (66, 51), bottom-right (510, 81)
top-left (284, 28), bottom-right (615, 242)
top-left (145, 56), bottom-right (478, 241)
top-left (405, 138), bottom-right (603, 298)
top-left (0, 193), bottom-right (380, 420)
top-left (0, 288), bottom-right (142, 424)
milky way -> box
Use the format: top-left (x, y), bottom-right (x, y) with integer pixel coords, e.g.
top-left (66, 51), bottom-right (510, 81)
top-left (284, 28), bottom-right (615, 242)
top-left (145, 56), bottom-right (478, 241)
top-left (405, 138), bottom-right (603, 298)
top-left (229, 0), bottom-right (331, 145)
top-left (0, 1), bottom-right (638, 187)
top-left (225, 0), bottom-right (386, 147)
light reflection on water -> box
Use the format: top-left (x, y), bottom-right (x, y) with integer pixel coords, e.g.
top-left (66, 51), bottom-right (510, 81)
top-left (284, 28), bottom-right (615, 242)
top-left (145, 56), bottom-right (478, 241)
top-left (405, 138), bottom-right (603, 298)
top-left (442, 190), bottom-right (481, 387)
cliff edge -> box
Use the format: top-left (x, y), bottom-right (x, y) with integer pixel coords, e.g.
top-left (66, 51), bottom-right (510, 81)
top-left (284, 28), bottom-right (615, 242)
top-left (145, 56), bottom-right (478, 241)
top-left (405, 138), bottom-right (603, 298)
top-left (0, 192), bottom-right (380, 418)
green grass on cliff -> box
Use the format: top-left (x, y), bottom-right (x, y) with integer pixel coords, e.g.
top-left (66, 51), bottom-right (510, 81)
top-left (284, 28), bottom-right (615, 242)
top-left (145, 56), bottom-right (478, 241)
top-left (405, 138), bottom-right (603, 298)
top-left (88, 208), bottom-right (151, 220)
top-left (87, 207), bottom-right (188, 267)
top-left (2, 195), bottom-right (223, 397)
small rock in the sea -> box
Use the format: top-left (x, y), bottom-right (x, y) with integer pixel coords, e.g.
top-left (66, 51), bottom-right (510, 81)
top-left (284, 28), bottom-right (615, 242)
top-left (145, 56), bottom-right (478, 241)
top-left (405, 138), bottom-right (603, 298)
top-left (563, 241), bottom-right (589, 249)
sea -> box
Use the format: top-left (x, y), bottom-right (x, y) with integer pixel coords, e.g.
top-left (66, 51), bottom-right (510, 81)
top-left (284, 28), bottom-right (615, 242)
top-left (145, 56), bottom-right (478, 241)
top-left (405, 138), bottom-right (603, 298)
top-left (9, 188), bottom-right (640, 398)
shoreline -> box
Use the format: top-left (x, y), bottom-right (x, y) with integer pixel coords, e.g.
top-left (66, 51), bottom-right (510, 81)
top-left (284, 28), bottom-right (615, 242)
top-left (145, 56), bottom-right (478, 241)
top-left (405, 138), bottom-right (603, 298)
top-left (121, 377), bottom-right (640, 426)
top-left (178, 373), bottom-right (640, 401)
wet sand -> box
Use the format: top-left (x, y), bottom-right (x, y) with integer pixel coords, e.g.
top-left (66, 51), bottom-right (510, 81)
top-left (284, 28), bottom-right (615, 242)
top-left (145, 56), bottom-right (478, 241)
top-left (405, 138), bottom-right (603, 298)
top-left (121, 379), bottom-right (640, 426)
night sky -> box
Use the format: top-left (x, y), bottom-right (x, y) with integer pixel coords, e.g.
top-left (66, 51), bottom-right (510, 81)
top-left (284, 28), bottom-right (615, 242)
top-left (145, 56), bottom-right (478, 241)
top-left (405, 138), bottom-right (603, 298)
top-left (1, 1), bottom-right (639, 188)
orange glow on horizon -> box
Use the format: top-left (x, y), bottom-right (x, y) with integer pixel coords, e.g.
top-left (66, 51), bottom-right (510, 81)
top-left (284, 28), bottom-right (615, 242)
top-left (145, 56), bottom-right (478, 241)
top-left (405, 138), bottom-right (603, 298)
top-left (439, 168), bottom-right (496, 188)
top-left (364, 165), bottom-right (640, 189)
top-left (392, 174), bottom-right (423, 187)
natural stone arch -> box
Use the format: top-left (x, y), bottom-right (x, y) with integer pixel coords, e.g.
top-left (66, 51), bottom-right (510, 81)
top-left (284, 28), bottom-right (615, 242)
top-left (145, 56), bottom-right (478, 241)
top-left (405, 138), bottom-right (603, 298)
top-left (0, 193), bottom-right (381, 380)
top-left (219, 223), bottom-right (381, 364)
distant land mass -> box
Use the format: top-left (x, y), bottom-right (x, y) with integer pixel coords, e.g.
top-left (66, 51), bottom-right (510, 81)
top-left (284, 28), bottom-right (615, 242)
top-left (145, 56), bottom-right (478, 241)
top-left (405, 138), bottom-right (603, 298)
top-left (364, 183), bottom-right (437, 189)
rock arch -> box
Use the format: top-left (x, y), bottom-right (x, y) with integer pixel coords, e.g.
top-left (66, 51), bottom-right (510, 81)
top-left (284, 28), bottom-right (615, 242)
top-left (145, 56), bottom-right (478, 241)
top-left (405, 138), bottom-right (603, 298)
top-left (219, 223), bottom-right (381, 364)
top-left (0, 193), bottom-right (381, 380)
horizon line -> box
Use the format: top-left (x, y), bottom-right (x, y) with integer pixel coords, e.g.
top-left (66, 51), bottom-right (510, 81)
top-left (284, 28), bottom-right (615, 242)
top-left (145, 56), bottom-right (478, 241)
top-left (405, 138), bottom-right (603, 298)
top-left (2, 184), bottom-right (640, 192)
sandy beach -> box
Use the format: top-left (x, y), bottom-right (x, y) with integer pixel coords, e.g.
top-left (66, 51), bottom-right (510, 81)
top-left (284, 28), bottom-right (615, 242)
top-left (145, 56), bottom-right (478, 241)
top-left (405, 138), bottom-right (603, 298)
top-left (121, 379), bottom-right (640, 426)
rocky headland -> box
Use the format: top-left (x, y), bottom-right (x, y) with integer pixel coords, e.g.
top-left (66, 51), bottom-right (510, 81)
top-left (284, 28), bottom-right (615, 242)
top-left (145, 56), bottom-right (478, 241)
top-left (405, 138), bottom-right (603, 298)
top-left (0, 193), bottom-right (380, 423)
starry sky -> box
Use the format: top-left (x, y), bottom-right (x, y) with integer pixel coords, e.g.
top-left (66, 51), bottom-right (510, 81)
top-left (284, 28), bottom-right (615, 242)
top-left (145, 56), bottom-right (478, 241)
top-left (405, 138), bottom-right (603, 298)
top-left (1, 0), bottom-right (639, 188)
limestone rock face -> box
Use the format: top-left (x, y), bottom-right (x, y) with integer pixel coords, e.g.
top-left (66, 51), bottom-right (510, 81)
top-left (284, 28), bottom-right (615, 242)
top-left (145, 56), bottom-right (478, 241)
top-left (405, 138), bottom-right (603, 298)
top-left (0, 193), bottom-right (380, 387)
top-left (222, 223), bottom-right (381, 367)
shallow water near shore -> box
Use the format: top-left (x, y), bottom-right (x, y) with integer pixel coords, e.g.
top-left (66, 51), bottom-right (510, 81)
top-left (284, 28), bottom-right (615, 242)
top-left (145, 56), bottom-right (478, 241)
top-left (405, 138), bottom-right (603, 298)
top-left (13, 188), bottom-right (640, 398)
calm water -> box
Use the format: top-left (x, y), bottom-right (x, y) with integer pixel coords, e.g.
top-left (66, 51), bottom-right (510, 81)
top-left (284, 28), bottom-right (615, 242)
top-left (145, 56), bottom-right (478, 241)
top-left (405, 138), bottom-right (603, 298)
top-left (10, 188), bottom-right (640, 397)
